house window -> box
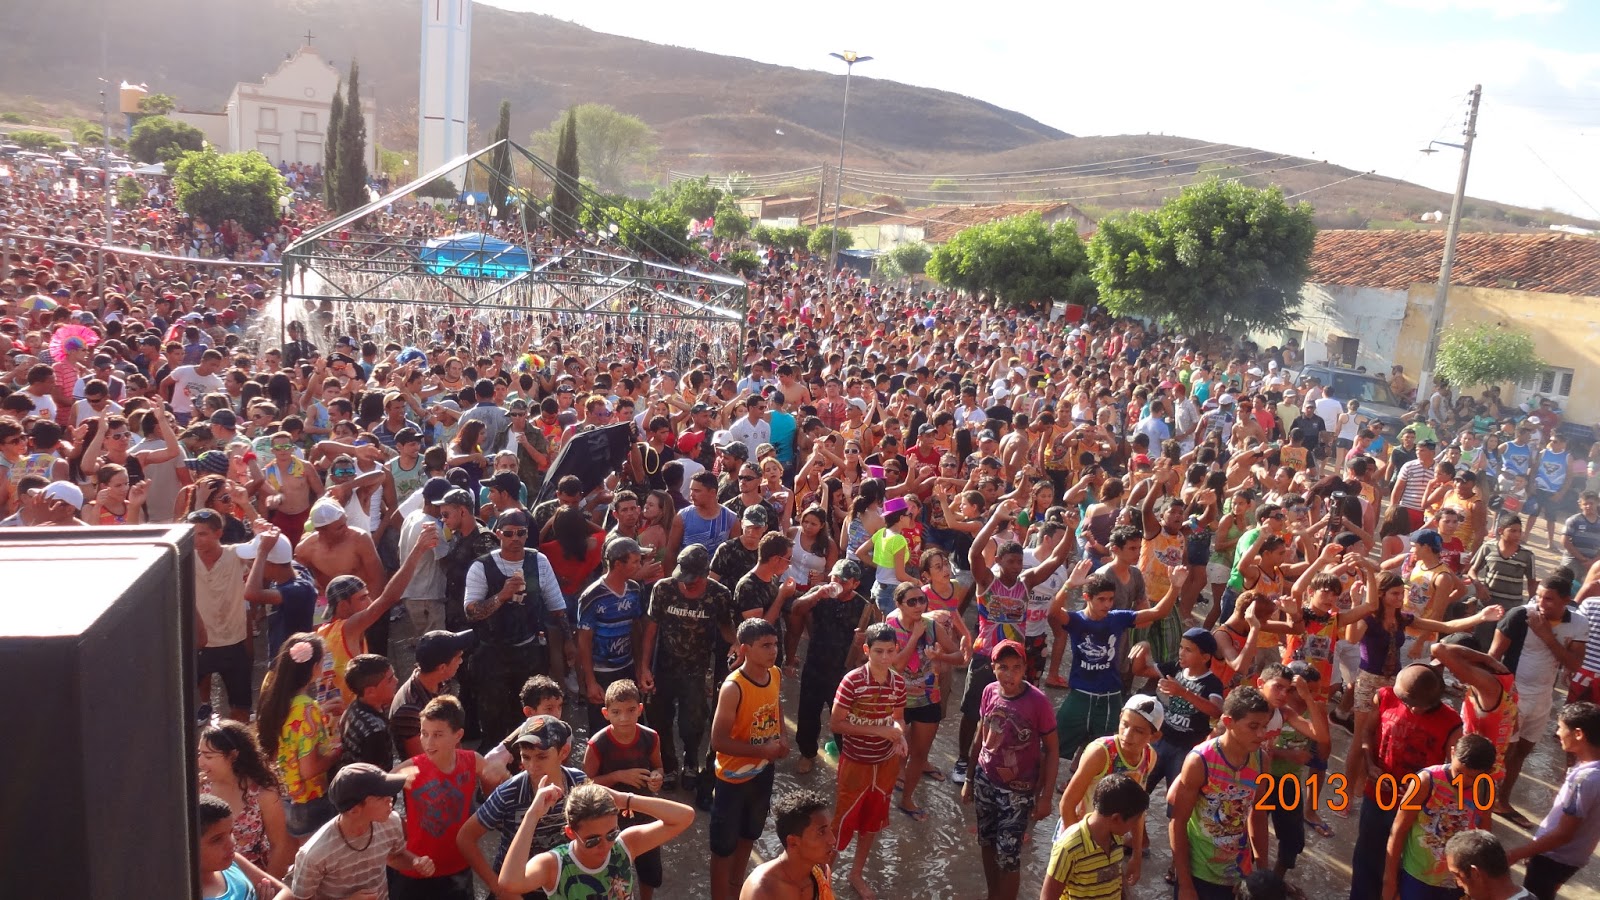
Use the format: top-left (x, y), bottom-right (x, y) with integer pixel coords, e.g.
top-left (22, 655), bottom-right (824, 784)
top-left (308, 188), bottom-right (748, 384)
top-left (258, 107), bottom-right (277, 132)
top-left (1517, 367), bottom-right (1574, 406)
top-left (300, 112), bottom-right (317, 132)
top-left (1328, 336), bottom-right (1359, 368)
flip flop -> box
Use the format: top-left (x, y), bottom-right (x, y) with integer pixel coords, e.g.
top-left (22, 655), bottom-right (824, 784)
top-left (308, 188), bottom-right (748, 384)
top-left (922, 768), bottom-right (947, 783)
top-left (1044, 675), bottom-right (1069, 689)
top-left (897, 806), bottom-right (929, 822)
top-left (1497, 807), bottom-right (1535, 829)
top-left (1164, 869), bottom-right (1177, 886)
top-left (1308, 819), bottom-right (1335, 838)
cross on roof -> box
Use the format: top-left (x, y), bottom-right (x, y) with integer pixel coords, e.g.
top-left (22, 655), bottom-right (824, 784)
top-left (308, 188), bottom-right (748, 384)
top-left (303, 29), bottom-right (314, 46)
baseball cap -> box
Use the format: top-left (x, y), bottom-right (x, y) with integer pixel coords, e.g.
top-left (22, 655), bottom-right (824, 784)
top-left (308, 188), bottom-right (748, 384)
top-left (41, 481), bottom-right (84, 511)
top-left (1413, 529), bottom-right (1444, 552)
top-left (1418, 439), bottom-right (1439, 449)
top-left (1218, 394), bottom-right (1237, 406)
top-left (1131, 454), bottom-right (1153, 468)
top-left (831, 558), bottom-right (864, 582)
top-left (604, 536), bottom-right (642, 562)
top-left (309, 497), bottom-right (346, 528)
top-left (673, 544), bottom-right (711, 582)
top-left (209, 409), bottom-right (237, 429)
top-left (440, 488), bottom-right (474, 509)
top-left (497, 509), bottom-right (532, 530)
top-left (991, 639), bottom-right (1026, 663)
top-left (184, 450), bottom-right (231, 475)
top-left (415, 629), bottom-right (476, 670)
top-left (394, 427), bottom-right (422, 445)
top-left (740, 504), bottom-right (769, 527)
top-left (1124, 693), bottom-right (1165, 731)
top-left (329, 762), bottom-right (407, 812)
top-left (1182, 627), bottom-right (1218, 657)
top-left (421, 476), bottom-right (454, 504)
top-left (486, 471), bottom-right (522, 497)
top-left (718, 439), bottom-right (749, 461)
top-left (236, 532), bottom-right (293, 564)
top-left (512, 714), bottom-right (574, 751)
top-left (677, 431), bottom-right (705, 455)
top-left (326, 574), bottom-right (366, 607)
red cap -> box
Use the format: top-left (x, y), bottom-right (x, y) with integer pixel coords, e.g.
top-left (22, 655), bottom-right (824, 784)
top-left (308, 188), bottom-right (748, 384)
top-left (991, 639), bottom-right (1026, 662)
top-left (1131, 454), bottom-right (1153, 468)
top-left (676, 431), bottom-right (704, 455)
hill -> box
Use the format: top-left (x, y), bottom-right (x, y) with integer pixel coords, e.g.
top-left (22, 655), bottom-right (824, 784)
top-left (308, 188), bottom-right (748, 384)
top-left (1, 0), bottom-right (1592, 232)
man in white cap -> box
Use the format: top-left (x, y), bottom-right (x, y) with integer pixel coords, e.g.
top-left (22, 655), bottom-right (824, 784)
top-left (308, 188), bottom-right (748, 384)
top-left (295, 496), bottom-right (389, 654)
top-left (38, 481), bottom-right (86, 526)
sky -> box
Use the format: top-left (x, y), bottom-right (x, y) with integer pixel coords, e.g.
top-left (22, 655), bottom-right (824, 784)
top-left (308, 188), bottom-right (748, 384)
top-left (478, 0), bottom-right (1600, 220)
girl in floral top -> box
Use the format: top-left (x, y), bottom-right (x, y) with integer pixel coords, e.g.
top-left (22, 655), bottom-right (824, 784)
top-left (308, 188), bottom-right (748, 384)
top-left (887, 582), bottom-right (963, 820)
top-left (253, 633), bottom-right (340, 840)
top-left (197, 718), bottom-right (293, 876)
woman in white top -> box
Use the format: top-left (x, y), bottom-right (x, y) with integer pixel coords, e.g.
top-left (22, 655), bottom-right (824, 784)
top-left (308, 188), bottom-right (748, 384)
top-left (1335, 398), bottom-right (1367, 468)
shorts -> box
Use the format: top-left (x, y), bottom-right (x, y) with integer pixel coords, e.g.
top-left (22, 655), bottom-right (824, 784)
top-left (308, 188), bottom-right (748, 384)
top-left (905, 702), bottom-right (943, 725)
top-left (285, 795), bottom-right (335, 838)
top-left (1024, 633), bottom-right (1048, 682)
top-left (1354, 671), bottom-right (1394, 715)
top-left (1398, 870), bottom-right (1461, 900)
top-left (1515, 685), bottom-right (1555, 743)
top-left (1056, 688), bottom-right (1124, 764)
top-left (390, 871), bottom-right (473, 900)
top-left (1569, 669), bottom-right (1600, 706)
top-left (1523, 854), bottom-right (1582, 900)
top-left (971, 765), bottom-right (1032, 872)
top-left (403, 597), bottom-right (446, 636)
top-left (1336, 437), bottom-right (1354, 450)
top-left (635, 844), bottom-right (664, 889)
top-left (961, 655), bottom-right (997, 720)
top-left (833, 755), bottom-right (901, 847)
top-left (1334, 641), bottom-right (1361, 688)
top-left (1524, 490), bottom-right (1557, 518)
top-left (1206, 562), bottom-right (1230, 585)
top-left (196, 641), bottom-right (253, 712)
top-left (709, 765), bottom-right (775, 857)
top-left (874, 581), bottom-right (898, 616)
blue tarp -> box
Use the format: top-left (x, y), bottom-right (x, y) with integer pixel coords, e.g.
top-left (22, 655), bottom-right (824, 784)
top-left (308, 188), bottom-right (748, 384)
top-left (419, 232), bottom-right (531, 278)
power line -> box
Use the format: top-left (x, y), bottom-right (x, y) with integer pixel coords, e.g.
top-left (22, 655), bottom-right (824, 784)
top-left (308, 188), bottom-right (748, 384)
top-left (838, 142), bottom-right (1231, 179)
top-left (1523, 144), bottom-right (1600, 219)
top-left (836, 145), bottom-right (1259, 188)
top-left (838, 150), bottom-right (1288, 197)
top-left (838, 154), bottom-right (1312, 202)
top-left (1285, 170), bottom-right (1374, 200)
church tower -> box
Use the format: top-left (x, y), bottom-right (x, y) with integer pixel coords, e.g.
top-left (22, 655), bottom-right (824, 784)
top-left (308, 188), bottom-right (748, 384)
top-left (418, 0), bottom-right (471, 177)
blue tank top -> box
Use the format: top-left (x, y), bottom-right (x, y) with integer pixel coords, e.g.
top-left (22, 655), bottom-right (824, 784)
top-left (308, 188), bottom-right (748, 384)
top-left (1536, 449), bottom-right (1568, 492)
top-left (680, 505), bottom-right (736, 555)
top-left (1502, 441), bottom-right (1533, 478)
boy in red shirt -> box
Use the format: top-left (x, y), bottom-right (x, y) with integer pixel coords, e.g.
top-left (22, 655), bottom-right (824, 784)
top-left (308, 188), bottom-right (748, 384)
top-left (583, 679), bottom-right (667, 899)
top-left (391, 695), bottom-right (509, 899)
top-left (828, 621), bottom-right (908, 900)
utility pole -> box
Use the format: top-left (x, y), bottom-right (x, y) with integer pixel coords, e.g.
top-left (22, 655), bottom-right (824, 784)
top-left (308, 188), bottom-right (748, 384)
top-left (827, 51), bottom-right (871, 275)
top-left (1418, 84), bottom-right (1480, 398)
top-left (815, 165), bottom-right (826, 229)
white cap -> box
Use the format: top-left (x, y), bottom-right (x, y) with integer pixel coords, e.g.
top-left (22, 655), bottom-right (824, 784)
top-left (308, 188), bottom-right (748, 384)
top-left (1124, 693), bottom-right (1165, 731)
top-left (1218, 393), bottom-right (1237, 405)
top-left (236, 533), bottom-right (293, 564)
top-left (309, 497), bottom-right (346, 528)
top-left (41, 481), bottom-right (84, 510)
top-left (1246, 367), bottom-right (1264, 377)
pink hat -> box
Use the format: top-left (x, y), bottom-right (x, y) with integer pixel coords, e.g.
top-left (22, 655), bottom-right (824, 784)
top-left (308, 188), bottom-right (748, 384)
top-left (883, 497), bottom-right (908, 515)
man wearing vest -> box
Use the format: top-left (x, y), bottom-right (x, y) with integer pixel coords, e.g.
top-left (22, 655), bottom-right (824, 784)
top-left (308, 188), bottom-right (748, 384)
top-left (462, 508), bottom-right (569, 747)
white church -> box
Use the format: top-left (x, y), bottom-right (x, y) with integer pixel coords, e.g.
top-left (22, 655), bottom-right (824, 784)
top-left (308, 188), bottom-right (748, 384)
top-left (172, 46), bottom-right (377, 170)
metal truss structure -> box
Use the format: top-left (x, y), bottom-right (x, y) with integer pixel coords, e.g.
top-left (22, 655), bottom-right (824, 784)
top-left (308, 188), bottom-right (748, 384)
top-left (280, 141), bottom-right (747, 367)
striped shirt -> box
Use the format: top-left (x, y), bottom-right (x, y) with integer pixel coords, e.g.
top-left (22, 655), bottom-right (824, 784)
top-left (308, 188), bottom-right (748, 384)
top-left (1046, 818), bottom-right (1126, 900)
top-left (1395, 458), bottom-right (1432, 511)
top-left (1582, 598), bottom-right (1600, 673)
top-left (287, 812), bottom-right (406, 899)
top-left (833, 665), bottom-right (907, 764)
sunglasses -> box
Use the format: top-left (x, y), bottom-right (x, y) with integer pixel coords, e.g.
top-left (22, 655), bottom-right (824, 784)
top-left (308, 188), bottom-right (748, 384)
top-left (108, 431), bottom-right (131, 440)
top-left (271, 443), bottom-right (293, 451)
top-left (576, 828), bottom-right (622, 848)
top-left (738, 474), bottom-right (757, 481)
top-left (845, 448), bottom-right (861, 454)
top-left (498, 527), bottom-right (529, 538)
top-left (902, 595), bottom-right (928, 606)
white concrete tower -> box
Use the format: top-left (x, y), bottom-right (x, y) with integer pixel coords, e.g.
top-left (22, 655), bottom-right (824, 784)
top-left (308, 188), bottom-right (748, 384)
top-left (418, 0), bottom-right (471, 177)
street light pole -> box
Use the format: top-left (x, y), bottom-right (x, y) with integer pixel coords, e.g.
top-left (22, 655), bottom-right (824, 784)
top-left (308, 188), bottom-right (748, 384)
top-left (828, 51), bottom-right (871, 274)
top-left (1418, 84), bottom-right (1481, 398)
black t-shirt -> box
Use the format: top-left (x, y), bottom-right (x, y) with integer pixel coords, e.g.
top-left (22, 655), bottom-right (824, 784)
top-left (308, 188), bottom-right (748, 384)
top-left (1155, 661), bottom-right (1225, 748)
top-left (338, 700), bottom-right (394, 774)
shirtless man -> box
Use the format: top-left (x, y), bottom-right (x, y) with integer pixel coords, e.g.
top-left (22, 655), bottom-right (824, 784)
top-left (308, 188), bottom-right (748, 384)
top-left (259, 431), bottom-right (323, 545)
top-left (998, 416), bottom-right (1031, 484)
top-left (740, 789), bottom-right (836, 900)
top-left (295, 496), bottom-right (390, 654)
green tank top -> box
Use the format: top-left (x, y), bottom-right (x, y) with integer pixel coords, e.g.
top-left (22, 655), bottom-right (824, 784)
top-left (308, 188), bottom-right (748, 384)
top-left (1402, 765), bottom-right (1476, 887)
top-left (551, 838), bottom-right (637, 899)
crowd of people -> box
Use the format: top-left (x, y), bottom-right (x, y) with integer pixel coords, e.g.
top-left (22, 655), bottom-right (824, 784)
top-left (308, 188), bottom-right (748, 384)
top-left (4, 171), bottom-right (1600, 900)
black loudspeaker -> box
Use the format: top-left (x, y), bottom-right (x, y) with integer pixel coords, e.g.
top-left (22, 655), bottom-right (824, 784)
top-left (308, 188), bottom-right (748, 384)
top-left (0, 526), bottom-right (197, 899)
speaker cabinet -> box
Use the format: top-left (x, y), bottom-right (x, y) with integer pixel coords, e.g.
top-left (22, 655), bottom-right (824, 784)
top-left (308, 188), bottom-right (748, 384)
top-left (0, 526), bottom-right (196, 899)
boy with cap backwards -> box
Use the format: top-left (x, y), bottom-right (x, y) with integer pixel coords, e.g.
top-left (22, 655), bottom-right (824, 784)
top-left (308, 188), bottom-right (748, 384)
top-left (456, 715), bottom-right (588, 900)
top-left (1055, 694), bottom-right (1163, 883)
top-left (241, 523), bottom-right (321, 661)
top-left (277, 762), bottom-right (433, 900)
top-left (960, 638), bottom-right (1058, 900)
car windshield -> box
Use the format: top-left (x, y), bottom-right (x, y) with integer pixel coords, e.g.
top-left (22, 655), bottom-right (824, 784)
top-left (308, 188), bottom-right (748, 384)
top-left (1333, 373), bottom-right (1397, 406)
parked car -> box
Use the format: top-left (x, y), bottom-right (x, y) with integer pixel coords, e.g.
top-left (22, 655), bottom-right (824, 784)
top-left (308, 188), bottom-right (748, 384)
top-left (1288, 364), bottom-right (1409, 432)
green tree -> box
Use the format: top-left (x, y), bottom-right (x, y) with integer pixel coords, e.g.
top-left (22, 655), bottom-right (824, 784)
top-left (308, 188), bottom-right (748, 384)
top-left (780, 226), bottom-right (813, 253)
top-left (7, 130), bottom-right (66, 152)
top-left (712, 195), bottom-right (751, 241)
top-left (551, 108), bottom-right (581, 236)
top-left (173, 150), bottom-right (287, 234)
top-left (750, 224), bottom-right (777, 247)
top-left (487, 100), bottom-right (514, 220)
top-left (1433, 323), bottom-right (1546, 391)
top-left (0, 112), bottom-right (25, 124)
top-left (809, 225), bottom-right (852, 255)
top-left (926, 213), bottom-right (1096, 309)
top-left (115, 176), bottom-right (144, 209)
top-left (655, 175), bottom-right (723, 221)
top-left (589, 198), bottom-right (689, 257)
top-left (1088, 177), bottom-right (1317, 332)
top-left (880, 241), bottom-right (932, 280)
top-left (324, 86), bottom-right (344, 207)
top-left (138, 93), bottom-right (177, 117)
top-left (532, 103), bottom-right (656, 193)
top-left (336, 62), bottom-right (370, 213)
top-left (128, 116), bottom-right (204, 163)
top-left (725, 248), bottom-right (763, 277)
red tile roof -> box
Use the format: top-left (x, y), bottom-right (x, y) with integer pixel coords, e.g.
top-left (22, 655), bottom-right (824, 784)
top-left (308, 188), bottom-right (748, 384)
top-left (1310, 229), bottom-right (1600, 297)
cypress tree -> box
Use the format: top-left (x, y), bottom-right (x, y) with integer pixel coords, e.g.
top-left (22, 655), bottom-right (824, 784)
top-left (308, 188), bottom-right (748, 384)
top-left (337, 61), bottom-right (370, 212)
top-left (323, 86), bottom-right (343, 207)
top-left (488, 100), bottom-right (513, 220)
top-left (552, 107), bottom-right (580, 235)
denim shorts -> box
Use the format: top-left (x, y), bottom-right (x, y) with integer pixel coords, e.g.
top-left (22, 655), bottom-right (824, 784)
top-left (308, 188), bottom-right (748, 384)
top-left (286, 795), bottom-right (335, 838)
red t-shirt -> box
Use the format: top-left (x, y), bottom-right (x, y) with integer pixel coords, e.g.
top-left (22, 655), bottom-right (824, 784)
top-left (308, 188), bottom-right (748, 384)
top-left (1370, 686), bottom-right (1460, 798)
top-left (833, 665), bottom-right (907, 764)
top-left (401, 749), bottom-right (477, 876)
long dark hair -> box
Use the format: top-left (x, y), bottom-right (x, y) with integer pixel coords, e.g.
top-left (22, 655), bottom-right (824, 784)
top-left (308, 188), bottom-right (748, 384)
top-left (452, 419), bottom-right (485, 453)
top-left (254, 633), bottom-right (323, 759)
top-left (799, 505), bottom-right (834, 556)
top-left (200, 718), bottom-right (281, 791)
top-left (551, 506), bottom-right (593, 562)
